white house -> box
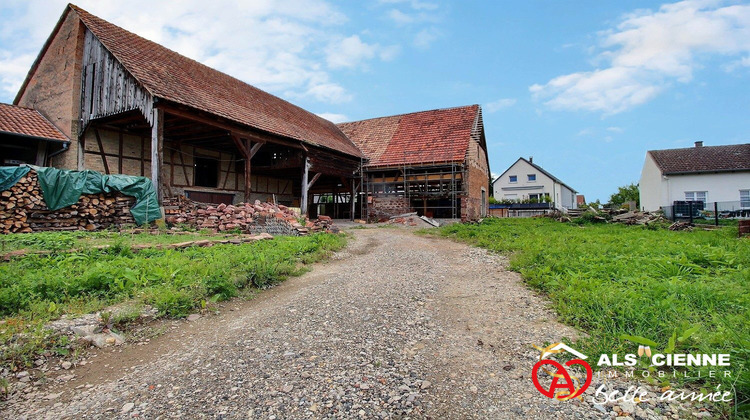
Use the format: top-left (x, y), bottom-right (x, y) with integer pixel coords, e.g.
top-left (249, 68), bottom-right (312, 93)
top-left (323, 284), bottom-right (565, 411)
top-left (492, 157), bottom-right (578, 210)
top-left (639, 142), bottom-right (750, 212)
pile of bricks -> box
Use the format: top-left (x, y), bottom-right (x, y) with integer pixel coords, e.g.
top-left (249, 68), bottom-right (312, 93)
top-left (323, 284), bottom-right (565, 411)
top-left (0, 169), bottom-right (136, 233)
top-left (163, 196), bottom-right (336, 235)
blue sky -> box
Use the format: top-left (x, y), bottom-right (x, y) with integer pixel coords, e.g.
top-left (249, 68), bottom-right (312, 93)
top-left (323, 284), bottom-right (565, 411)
top-left (1, 0), bottom-right (748, 201)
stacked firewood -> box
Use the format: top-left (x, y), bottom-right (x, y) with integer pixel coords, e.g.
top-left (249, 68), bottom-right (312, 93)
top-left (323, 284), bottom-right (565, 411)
top-left (163, 196), bottom-right (337, 235)
top-left (0, 170), bottom-right (136, 233)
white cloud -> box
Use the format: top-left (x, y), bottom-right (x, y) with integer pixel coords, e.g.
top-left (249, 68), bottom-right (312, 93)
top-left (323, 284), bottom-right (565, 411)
top-left (484, 98), bottom-right (517, 113)
top-left (316, 112), bottom-right (349, 123)
top-left (388, 9), bottom-right (415, 25)
top-left (325, 35), bottom-right (399, 69)
top-left (0, 0), bottom-right (397, 104)
top-left (379, 0), bottom-right (438, 11)
top-left (0, 52), bottom-right (36, 98)
top-left (606, 126), bottom-right (624, 133)
top-left (413, 27), bottom-right (440, 48)
top-left (530, 0), bottom-right (750, 114)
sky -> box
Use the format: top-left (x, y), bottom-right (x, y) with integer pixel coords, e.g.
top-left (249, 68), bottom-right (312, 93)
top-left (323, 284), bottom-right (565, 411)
top-left (0, 0), bottom-right (748, 202)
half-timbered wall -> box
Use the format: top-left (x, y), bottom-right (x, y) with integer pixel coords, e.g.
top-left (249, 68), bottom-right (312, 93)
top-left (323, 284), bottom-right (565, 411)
top-left (80, 30), bottom-right (153, 129)
top-left (82, 127), bottom-right (295, 205)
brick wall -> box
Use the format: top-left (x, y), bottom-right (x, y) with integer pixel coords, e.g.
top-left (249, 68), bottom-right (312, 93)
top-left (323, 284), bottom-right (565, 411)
top-left (461, 135), bottom-right (490, 220)
top-left (16, 10), bottom-right (85, 170)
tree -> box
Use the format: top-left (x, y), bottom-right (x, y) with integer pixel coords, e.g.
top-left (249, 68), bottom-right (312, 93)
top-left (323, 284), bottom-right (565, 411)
top-left (608, 183), bottom-right (640, 208)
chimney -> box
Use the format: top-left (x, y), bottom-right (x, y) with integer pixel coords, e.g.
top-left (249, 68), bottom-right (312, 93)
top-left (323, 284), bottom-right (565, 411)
top-left (529, 156), bottom-right (533, 163)
top-left (695, 141), bottom-right (703, 148)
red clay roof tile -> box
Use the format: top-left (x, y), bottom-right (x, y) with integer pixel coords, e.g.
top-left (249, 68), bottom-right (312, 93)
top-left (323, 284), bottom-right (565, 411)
top-left (0, 103), bottom-right (69, 142)
top-left (338, 105), bottom-right (479, 167)
top-left (68, 4), bottom-right (362, 158)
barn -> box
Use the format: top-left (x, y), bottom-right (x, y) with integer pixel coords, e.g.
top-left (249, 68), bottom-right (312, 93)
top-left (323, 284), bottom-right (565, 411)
top-left (4, 4), bottom-right (490, 221)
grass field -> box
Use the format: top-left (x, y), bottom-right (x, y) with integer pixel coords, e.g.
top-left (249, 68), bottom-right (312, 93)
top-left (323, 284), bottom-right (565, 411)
top-left (0, 231), bottom-right (345, 370)
top-left (427, 218), bottom-right (749, 415)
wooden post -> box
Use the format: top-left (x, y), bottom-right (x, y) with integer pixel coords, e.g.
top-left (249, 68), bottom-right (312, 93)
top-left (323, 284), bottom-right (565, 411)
top-left (77, 133), bottom-right (85, 171)
top-left (301, 156), bottom-right (310, 217)
top-left (151, 108), bottom-right (164, 203)
top-left (245, 139), bottom-right (251, 202)
top-left (351, 178), bottom-right (356, 221)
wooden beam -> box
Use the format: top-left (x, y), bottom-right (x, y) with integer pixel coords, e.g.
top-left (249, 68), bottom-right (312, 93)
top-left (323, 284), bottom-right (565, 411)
top-left (159, 103), bottom-right (303, 150)
top-left (118, 131), bottom-right (123, 173)
top-left (230, 135), bottom-right (249, 158)
top-left (351, 178), bottom-right (357, 221)
top-left (301, 156), bottom-right (310, 217)
top-left (93, 129), bottom-right (110, 174)
top-left (307, 172), bottom-right (322, 190)
top-left (249, 141), bottom-right (264, 159)
top-left (244, 138), bottom-right (251, 202)
top-left (77, 131), bottom-right (85, 171)
top-left (151, 108), bottom-right (164, 203)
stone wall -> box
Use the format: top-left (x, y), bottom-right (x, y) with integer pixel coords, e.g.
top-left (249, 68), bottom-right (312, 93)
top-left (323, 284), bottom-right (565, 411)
top-left (368, 196), bottom-right (412, 221)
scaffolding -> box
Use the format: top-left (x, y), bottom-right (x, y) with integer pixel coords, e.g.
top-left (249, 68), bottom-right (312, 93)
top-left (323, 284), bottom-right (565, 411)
top-left (362, 151), bottom-right (466, 220)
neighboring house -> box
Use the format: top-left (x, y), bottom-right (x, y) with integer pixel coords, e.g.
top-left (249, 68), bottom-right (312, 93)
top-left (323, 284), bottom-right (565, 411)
top-left (576, 194), bottom-right (586, 207)
top-left (492, 157), bottom-right (577, 211)
top-left (338, 106), bottom-right (490, 220)
top-left (639, 142), bottom-right (750, 212)
top-left (0, 103), bottom-right (69, 166)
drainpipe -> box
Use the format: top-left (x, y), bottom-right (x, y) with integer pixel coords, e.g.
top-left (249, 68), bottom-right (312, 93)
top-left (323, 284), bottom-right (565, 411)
top-left (47, 141), bottom-right (69, 159)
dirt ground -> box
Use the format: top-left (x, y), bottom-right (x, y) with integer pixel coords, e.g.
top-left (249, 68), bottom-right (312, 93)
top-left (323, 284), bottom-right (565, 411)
top-left (2, 227), bottom-right (680, 419)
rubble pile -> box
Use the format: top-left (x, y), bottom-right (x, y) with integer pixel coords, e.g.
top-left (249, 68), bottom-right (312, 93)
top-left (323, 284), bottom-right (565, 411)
top-left (611, 211), bottom-right (669, 225)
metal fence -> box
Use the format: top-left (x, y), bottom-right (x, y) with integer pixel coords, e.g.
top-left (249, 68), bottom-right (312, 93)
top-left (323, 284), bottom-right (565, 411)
top-left (662, 200), bottom-right (750, 223)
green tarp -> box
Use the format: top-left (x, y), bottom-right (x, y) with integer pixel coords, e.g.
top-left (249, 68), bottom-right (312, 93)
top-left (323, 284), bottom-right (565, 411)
top-left (0, 166), bottom-right (161, 225)
top-left (0, 166), bottom-right (31, 192)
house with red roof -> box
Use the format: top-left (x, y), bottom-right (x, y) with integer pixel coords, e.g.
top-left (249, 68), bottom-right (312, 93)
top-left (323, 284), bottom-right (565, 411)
top-left (5, 4), bottom-right (490, 220)
top-left (639, 141), bottom-right (750, 212)
top-left (338, 106), bottom-right (490, 220)
top-left (0, 103), bottom-right (69, 166)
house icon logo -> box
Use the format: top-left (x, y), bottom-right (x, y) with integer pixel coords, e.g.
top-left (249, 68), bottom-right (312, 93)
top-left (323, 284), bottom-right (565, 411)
top-left (531, 342), bottom-right (592, 401)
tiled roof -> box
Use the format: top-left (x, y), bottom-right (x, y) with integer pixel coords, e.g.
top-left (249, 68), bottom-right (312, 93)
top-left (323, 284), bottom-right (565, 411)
top-left (649, 144), bottom-right (750, 174)
top-left (338, 105), bottom-right (479, 167)
top-left (69, 5), bottom-right (362, 158)
top-left (0, 103), bottom-right (69, 142)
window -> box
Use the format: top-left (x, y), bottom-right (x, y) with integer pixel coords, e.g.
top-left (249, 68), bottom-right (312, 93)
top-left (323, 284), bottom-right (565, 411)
top-left (194, 157), bottom-right (219, 187)
top-left (509, 175), bottom-right (517, 183)
top-left (529, 193), bottom-right (550, 201)
top-left (528, 174), bottom-right (536, 182)
top-left (741, 190), bottom-right (750, 208)
top-left (684, 191), bottom-right (707, 203)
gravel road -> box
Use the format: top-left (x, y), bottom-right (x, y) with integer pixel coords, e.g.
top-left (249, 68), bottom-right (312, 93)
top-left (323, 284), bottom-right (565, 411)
top-left (2, 228), bottom-right (688, 419)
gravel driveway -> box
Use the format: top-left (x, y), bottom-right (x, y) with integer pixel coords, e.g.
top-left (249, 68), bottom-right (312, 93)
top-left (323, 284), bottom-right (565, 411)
top-left (3, 228), bottom-right (635, 419)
